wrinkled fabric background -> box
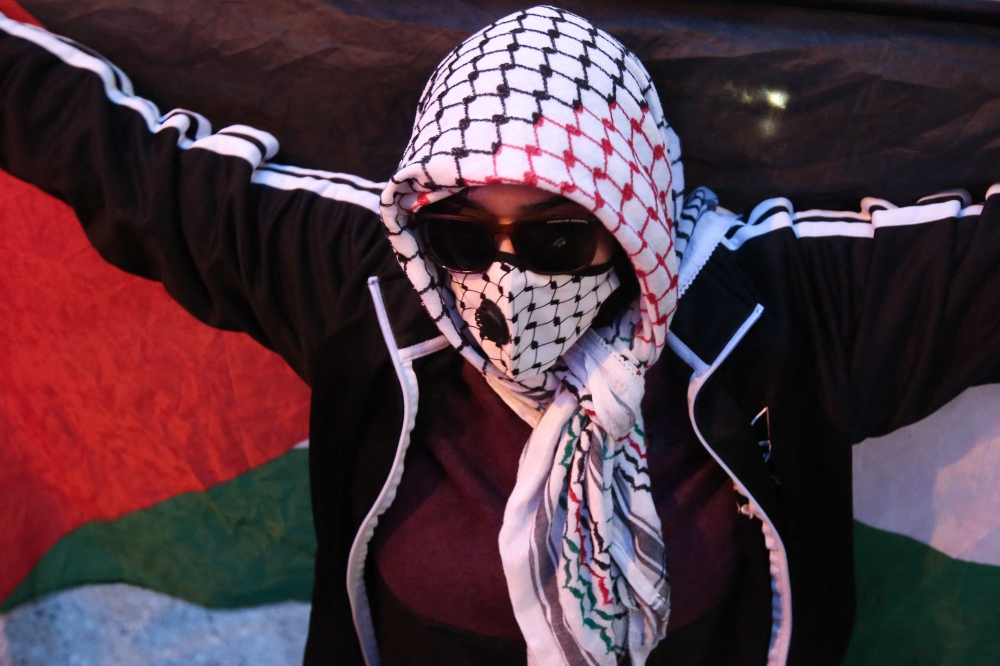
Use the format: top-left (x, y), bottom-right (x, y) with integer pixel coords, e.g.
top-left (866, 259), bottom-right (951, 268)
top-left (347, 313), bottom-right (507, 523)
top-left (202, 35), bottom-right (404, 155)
top-left (19, 0), bottom-right (1000, 212)
top-left (5, 1), bottom-right (1000, 664)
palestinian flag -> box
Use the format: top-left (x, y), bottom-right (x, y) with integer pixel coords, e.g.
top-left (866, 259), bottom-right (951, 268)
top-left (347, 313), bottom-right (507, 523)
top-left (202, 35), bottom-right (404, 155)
top-left (850, 385), bottom-right (1000, 666)
top-left (0, 0), bottom-right (315, 652)
top-left (3, 0), bottom-right (1000, 663)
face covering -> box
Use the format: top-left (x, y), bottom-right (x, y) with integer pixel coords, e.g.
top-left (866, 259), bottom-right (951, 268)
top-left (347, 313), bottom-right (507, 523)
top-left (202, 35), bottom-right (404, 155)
top-left (450, 260), bottom-right (620, 381)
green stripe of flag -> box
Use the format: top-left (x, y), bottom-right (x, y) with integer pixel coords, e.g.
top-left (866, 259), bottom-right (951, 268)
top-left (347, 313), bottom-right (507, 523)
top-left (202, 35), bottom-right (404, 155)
top-left (11, 449), bottom-right (1000, 665)
top-left (2, 450), bottom-right (315, 613)
top-left (846, 520), bottom-right (1000, 666)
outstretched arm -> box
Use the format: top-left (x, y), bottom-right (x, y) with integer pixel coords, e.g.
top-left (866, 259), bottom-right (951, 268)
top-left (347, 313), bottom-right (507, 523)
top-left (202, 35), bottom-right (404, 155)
top-left (702, 186), bottom-right (1000, 442)
top-left (0, 14), bottom-right (396, 384)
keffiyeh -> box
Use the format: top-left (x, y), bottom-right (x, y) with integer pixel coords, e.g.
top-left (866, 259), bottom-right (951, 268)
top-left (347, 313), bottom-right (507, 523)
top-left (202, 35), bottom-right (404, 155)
top-left (379, 6), bottom-right (683, 664)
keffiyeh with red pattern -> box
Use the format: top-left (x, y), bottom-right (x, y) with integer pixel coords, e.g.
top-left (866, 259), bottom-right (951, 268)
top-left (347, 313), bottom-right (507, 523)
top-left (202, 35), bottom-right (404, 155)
top-left (379, 6), bottom-right (683, 664)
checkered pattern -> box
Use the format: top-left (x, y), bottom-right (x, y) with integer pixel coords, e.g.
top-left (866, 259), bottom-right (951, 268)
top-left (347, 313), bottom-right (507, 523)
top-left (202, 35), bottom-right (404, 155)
top-left (381, 4), bottom-right (682, 378)
top-left (451, 261), bottom-right (619, 380)
top-left (379, 6), bottom-right (682, 664)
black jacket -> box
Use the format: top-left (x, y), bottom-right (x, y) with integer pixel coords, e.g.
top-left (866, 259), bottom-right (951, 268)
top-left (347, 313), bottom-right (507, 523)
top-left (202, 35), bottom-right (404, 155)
top-left (3, 15), bottom-right (1000, 666)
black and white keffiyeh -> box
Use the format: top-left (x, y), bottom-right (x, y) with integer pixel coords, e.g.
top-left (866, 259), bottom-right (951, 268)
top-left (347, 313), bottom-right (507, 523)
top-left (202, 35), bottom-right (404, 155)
top-left (379, 6), bottom-right (684, 664)
top-left (449, 261), bottom-right (622, 381)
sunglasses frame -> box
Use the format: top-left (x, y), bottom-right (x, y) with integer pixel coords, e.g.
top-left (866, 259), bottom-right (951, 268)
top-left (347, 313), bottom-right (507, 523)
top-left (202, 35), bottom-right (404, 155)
top-left (411, 212), bottom-right (613, 276)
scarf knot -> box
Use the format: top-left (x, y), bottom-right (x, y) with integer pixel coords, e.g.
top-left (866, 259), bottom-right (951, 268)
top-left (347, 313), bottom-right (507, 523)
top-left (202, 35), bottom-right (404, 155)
top-left (561, 330), bottom-right (644, 441)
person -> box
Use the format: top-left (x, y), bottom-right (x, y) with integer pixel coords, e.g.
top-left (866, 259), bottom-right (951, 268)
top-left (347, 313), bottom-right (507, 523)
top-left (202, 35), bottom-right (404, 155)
top-left (1, 4), bottom-right (998, 666)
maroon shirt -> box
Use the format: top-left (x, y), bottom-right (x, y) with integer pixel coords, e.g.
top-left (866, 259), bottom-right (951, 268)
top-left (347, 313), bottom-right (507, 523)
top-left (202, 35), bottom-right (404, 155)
top-left (372, 353), bottom-right (742, 640)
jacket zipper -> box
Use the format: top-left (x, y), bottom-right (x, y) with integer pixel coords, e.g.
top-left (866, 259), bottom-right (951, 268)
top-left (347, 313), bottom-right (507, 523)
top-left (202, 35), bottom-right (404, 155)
top-left (670, 304), bottom-right (793, 666)
top-left (345, 276), bottom-right (448, 666)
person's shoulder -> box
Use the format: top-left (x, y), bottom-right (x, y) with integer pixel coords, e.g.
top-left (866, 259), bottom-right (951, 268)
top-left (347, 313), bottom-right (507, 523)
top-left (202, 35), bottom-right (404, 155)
top-left (674, 187), bottom-right (744, 299)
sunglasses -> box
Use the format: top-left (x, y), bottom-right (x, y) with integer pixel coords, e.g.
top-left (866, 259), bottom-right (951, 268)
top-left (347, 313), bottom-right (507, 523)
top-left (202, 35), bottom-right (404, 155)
top-left (412, 213), bottom-right (611, 275)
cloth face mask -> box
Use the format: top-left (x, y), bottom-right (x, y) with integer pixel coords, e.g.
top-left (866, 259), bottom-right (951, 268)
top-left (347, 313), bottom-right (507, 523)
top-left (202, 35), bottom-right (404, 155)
top-left (449, 259), bottom-right (620, 381)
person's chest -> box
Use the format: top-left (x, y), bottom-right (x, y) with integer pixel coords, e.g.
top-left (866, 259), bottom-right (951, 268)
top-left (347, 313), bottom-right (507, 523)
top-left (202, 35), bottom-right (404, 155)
top-left (371, 353), bottom-right (743, 640)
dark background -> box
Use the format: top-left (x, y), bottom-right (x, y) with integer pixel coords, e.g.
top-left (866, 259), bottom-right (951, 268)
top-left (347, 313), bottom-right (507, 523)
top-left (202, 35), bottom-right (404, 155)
top-left (20, 0), bottom-right (1000, 213)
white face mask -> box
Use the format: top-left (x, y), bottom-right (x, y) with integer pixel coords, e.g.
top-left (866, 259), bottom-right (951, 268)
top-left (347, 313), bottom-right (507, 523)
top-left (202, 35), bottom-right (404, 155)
top-left (449, 259), bottom-right (620, 381)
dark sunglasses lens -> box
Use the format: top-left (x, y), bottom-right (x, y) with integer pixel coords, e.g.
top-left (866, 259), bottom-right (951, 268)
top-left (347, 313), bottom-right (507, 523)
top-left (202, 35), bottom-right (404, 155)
top-left (422, 218), bottom-right (495, 272)
top-left (514, 219), bottom-right (599, 274)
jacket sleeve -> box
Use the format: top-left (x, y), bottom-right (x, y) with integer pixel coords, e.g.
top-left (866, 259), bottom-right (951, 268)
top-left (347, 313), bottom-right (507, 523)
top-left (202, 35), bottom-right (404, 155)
top-left (0, 14), bottom-right (396, 385)
top-left (713, 186), bottom-right (1000, 442)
